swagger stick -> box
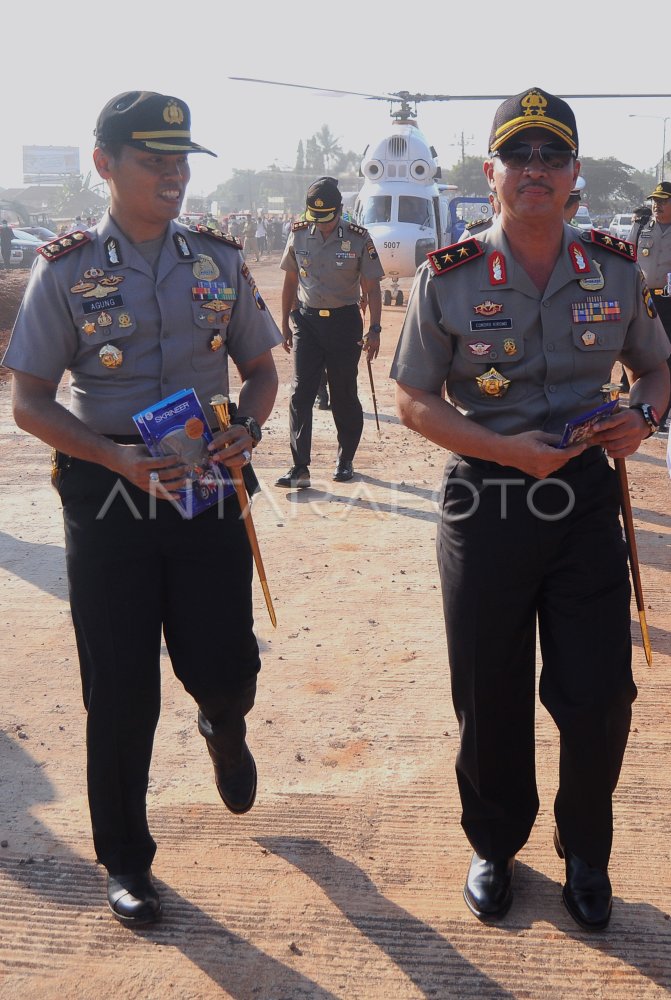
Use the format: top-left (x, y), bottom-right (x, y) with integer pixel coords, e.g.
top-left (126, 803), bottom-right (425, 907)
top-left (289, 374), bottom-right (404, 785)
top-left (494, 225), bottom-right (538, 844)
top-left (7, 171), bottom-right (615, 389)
top-left (210, 395), bottom-right (277, 628)
top-left (601, 382), bottom-right (652, 665)
top-left (367, 357), bottom-right (381, 435)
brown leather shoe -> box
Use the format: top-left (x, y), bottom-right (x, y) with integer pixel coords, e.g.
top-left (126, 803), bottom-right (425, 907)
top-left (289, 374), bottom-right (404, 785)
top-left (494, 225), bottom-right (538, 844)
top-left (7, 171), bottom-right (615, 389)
top-left (554, 828), bottom-right (612, 931)
top-left (463, 853), bottom-right (515, 921)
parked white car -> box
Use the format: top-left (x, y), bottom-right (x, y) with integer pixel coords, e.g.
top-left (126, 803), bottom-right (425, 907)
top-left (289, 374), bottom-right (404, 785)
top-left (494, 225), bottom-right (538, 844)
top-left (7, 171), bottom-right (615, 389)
top-left (609, 214), bottom-right (634, 239)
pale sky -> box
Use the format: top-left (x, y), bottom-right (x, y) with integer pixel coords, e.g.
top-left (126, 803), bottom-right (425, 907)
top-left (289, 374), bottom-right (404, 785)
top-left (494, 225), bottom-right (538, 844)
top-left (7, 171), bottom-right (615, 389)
top-left (5, 1), bottom-right (671, 203)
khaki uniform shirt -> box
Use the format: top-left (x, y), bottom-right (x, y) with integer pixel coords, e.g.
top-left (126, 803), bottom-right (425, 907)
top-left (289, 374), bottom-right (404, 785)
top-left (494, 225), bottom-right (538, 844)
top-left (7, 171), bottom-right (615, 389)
top-left (391, 223), bottom-right (670, 436)
top-left (280, 219), bottom-right (384, 309)
top-left (628, 218), bottom-right (671, 290)
top-left (3, 212), bottom-right (282, 435)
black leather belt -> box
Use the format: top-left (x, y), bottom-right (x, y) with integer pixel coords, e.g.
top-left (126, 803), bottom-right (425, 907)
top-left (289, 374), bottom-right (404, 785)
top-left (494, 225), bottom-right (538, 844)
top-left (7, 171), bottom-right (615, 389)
top-left (454, 445), bottom-right (604, 475)
top-left (299, 304), bottom-right (357, 318)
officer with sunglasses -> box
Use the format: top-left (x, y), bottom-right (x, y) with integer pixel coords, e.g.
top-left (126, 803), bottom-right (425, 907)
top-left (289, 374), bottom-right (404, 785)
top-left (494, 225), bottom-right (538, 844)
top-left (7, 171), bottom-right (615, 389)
top-left (392, 87), bottom-right (669, 930)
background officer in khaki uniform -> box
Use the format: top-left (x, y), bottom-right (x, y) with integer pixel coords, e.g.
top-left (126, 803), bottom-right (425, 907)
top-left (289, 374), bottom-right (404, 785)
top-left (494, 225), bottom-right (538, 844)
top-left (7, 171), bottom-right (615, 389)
top-left (391, 87), bottom-right (669, 931)
top-left (3, 91), bottom-right (282, 926)
top-left (276, 177), bottom-right (384, 487)
top-left (628, 181), bottom-right (671, 428)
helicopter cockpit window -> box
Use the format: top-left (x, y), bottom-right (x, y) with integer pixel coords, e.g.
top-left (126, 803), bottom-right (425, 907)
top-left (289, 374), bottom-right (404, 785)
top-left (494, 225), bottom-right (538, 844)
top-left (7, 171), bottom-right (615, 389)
top-left (361, 196), bottom-right (392, 225)
top-left (398, 196), bottom-right (433, 227)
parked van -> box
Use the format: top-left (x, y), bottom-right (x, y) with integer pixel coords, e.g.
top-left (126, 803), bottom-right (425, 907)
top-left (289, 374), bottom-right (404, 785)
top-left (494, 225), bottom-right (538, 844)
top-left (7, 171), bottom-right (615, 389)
top-left (609, 214), bottom-right (634, 239)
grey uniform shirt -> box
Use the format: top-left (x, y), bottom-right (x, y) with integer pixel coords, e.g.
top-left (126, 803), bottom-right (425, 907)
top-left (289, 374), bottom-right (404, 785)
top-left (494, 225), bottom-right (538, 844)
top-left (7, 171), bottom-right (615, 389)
top-left (628, 218), bottom-right (671, 290)
top-left (280, 220), bottom-right (384, 309)
top-left (3, 212), bottom-right (282, 435)
top-left (390, 223), bottom-right (670, 436)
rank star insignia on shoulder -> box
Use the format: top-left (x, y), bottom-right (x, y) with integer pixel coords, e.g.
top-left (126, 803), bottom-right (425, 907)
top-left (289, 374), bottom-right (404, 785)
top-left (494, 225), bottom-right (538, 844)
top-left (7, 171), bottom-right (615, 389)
top-left (347, 222), bottom-right (368, 237)
top-left (582, 229), bottom-right (637, 261)
top-left (427, 238), bottom-right (485, 275)
top-left (190, 225), bottom-right (242, 250)
top-left (37, 231), bottom-right (92, 262)
top-left (292, 220), bottom-right (309, 232)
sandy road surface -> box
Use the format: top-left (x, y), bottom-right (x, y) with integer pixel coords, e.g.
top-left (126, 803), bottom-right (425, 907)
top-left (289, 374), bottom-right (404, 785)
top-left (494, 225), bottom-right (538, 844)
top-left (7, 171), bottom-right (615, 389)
top-left (0, 259), bottom-right (670, 999)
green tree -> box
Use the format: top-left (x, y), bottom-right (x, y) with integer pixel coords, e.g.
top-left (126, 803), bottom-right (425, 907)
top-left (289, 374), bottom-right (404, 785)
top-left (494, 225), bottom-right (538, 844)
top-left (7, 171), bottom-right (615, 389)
top-left (305, 137), bottom-right (325, 174)
top-left (315, 124), bottom-right (342, 171)
top-left (295, 140), bottom-right (305, 173)
top-left (443, 155), bottom-right (489, 196)
top-left (579, 157), bottom-right (655, 216)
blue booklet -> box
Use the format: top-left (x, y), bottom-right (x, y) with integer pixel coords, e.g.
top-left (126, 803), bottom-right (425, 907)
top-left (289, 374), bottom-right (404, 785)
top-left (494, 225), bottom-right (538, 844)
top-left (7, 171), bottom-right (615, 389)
top-left (132, 388), bottom-right (234, 517)
top-left (557, 398), bottom-right (618, 449)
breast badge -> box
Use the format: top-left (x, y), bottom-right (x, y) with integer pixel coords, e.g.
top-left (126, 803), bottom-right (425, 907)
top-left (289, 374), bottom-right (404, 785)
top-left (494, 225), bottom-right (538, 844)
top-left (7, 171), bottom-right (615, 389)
top-left (581, 331), bottom-right (596, 346)
top-left (477, 367), bottom-right (510, 397)
top-left (209, 332), bottom-right (224, 351)
top-left (82, 321), bottom-right (96, 336)
top-left (503, 339), bottom-right (517, 355)
top-left (193, 254), bottom-right (220, 281)
top-left (117, 312), bottom-right (132, 328)
top-left (473, 300), bottom-right (503, 316)
top-left (468, 341), bottom-right (493, 356)
top-left (97, 311), bottom-right (113, 327)
top-left (99, 344), bottom-right (123, 368)
top-left (579, 259), bottom-right (605, 291)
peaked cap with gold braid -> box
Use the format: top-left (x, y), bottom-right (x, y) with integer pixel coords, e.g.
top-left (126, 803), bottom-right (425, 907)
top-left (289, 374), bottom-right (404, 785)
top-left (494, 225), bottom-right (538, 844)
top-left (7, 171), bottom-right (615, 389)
top-left (489, 87), bottom-right (578, 153)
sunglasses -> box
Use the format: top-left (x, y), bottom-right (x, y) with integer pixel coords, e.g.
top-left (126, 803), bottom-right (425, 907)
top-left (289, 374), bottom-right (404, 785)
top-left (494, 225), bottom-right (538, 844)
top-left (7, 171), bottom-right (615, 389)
top-left (494, 143), bottom-right (575, 170)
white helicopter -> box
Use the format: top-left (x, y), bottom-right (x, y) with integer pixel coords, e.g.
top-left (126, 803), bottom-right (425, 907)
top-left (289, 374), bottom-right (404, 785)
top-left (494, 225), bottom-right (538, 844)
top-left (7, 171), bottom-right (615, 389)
top-left (229, 79), bottom-right (671, 304)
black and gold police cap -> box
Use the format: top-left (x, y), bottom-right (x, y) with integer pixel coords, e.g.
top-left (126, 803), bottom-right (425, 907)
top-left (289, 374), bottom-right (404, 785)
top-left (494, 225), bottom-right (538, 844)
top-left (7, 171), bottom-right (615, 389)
top-left (489, 87), bottom-right (578, 153)
top-left (305, 176), bottom-right (342, 223)
top-left (94, 91), bottom-right (216, 156)
top-left (648, 181), bottom-right (671, 200)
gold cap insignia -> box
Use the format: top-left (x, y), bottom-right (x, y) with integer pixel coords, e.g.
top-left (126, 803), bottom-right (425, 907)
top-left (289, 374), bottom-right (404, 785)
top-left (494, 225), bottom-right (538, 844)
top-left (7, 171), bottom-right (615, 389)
top-left (163, 100), bottom-right (184, 126)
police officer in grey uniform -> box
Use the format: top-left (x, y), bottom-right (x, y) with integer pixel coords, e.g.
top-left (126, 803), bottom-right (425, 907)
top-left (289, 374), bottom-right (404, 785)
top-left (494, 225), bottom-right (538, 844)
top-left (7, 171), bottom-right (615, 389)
top-left (627, 181), bottom-right (671, 427)
top-left (391, 87), bottom-right (670, 930)
top-left (3, 91), bottom-right (282, 926)
top-left (276, 177), bottom-right (384, 487)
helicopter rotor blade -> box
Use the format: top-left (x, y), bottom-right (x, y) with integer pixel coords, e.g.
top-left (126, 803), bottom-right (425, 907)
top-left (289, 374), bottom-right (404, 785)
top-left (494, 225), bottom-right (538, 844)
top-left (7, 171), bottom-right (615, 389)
top-left (230, 79), bottom-right (671, 104)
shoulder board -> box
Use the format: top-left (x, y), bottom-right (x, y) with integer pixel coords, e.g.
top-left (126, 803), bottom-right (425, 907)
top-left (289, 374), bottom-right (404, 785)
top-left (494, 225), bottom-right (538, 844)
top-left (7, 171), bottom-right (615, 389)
top-left (465, 218), bottom-right (490, 231)
top-left (189, 224), bottom-right (241, 249)
top-left (37, 231), bottom-right (91, 262)
top-left (292, 220), bottom-right (309, 232)
top-left (427, 238), bottom-right (485, 275)
top-left (348, 222), bottom-right (368, 237)
top-left (582, 229), bottom-right (636, 261)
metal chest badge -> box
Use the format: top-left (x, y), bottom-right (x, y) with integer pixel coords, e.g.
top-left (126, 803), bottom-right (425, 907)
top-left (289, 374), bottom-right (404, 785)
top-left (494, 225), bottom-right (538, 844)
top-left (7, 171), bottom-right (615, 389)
top-left (99, 344), bottom-right (123, 368)
top-left (477, 367), bottom-right (511, 397)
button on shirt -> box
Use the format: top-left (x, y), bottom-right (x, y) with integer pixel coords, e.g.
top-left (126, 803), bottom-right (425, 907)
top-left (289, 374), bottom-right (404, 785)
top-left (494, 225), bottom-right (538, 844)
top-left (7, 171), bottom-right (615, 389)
top-left (3, 212), bottom-right (282, 435)
top-left (280, 221), bottom-right (384, 309)
top-left (390, 224), bottom-right (670, 436)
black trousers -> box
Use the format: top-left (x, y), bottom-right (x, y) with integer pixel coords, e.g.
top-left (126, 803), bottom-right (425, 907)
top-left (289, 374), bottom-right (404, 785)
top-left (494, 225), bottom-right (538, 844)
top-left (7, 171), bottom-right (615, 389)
top-left (437, 449), bottom-right (636, 871)
top-left (56, 457), bottom-right (260, 874)
top-left (289, 306), bottom-right (363, 467)
top-left (652, 294), bottom-right (671, 423)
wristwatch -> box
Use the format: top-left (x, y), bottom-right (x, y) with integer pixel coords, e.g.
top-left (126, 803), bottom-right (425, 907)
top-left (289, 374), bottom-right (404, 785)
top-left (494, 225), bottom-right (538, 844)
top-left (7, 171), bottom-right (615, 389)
top-left (232, 415), bottom-right (262, 447)
top-left (629, 403), bottom-right (660, 437)
top-left (368, 323), bottom-right (382, 335)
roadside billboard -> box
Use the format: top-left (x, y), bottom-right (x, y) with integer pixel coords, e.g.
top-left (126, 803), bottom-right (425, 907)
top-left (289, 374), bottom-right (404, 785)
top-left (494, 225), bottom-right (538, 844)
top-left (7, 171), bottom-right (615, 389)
top-left (23, 146), bottom-right (81, 184)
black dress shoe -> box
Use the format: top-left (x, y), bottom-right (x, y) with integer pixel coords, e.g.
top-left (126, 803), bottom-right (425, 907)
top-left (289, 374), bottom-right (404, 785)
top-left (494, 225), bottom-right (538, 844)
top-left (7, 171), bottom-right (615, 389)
top-left (107, 869), bottom-right (161, 926)
top-left (275, 465), bottom-right (310, 489)
top-left (213, 742), bottom-right (257, 814)
top-left (333, 460), bottom-right (354, 482)
top-left (554, 828), bottom-right (612, 931)
top-left (463, 853), bottom-right (515, 921)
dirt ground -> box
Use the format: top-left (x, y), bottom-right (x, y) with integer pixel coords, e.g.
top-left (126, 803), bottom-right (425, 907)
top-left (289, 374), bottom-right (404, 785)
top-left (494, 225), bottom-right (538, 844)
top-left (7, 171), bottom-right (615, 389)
top-left (0, 257), bottom-right (670, 1000)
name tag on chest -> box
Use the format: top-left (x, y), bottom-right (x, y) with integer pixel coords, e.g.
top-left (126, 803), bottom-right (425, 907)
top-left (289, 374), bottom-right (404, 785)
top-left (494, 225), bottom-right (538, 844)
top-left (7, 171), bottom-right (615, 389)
top-left (469, 318), bottom-right (513, 331)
